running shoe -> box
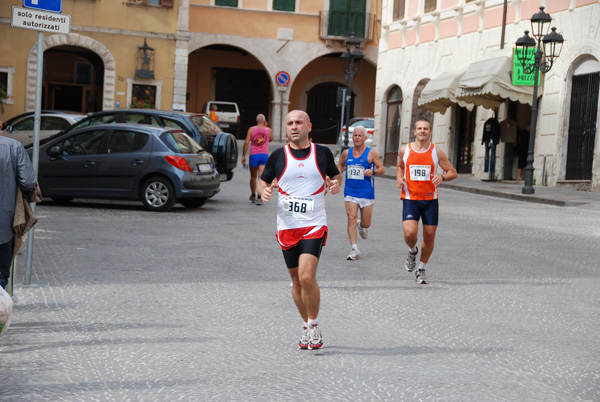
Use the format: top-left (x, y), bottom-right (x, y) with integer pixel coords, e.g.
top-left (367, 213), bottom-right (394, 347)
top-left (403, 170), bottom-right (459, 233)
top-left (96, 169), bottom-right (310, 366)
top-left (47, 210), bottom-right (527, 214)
top-left (308, 324), bottom-right (323, 350)
top-left (405, 247), bottom-right (418, 272)
top-left (298, 327), bottom-right (310, 349)
top-left (256, 196), bottom-right (262, 206)
top-left (249, 194), bottom-right (257, 203)
top-left (415, 268), bottom-right (428, 284)
top-left (357, 219), bottom-right (368, 239)
top-left (347, 249), bottom-right (360, 260)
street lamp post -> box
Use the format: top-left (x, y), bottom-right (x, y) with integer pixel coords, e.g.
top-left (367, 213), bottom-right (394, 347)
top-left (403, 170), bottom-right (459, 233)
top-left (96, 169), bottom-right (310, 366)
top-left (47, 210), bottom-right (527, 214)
top-left (515, 7), bottom-right (564, 194)
top-left (340, 33), bottom-right (364, 149)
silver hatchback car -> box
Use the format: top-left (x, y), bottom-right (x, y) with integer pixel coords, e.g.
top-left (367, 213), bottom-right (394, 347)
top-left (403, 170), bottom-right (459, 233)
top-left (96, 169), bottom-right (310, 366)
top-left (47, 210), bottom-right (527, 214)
top-left (1, 111), bottom-right (85, 147)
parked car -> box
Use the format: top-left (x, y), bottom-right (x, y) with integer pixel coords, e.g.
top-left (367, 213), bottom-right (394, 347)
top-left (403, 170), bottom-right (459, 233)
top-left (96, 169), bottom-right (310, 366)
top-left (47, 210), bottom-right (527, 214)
top-left (0, 111), bottom-right (85, 147)
top-left (33, 123), bottom-right (220, 212)
top-left (63, 109), bottom-right (238, 181)
top-left (202, 101), bottom-right (241, 138)
top-left (338, 117), bottom-right (375, 149)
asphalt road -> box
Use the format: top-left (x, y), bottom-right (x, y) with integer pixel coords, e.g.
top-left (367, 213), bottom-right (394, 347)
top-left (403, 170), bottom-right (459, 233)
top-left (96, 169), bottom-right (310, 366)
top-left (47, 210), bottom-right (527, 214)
top-left (2, 152), bottom-right (599, 402)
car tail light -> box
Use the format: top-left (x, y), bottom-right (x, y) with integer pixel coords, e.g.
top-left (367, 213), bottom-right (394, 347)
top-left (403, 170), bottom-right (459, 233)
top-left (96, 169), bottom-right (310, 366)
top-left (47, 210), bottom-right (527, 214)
top-left (165, 155), bottom-right (192, 172)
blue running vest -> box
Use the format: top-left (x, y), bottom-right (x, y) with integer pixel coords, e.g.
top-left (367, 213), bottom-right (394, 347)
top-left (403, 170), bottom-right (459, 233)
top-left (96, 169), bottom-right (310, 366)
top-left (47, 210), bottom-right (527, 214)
top-left (344, 147), bottom-right (375, 199)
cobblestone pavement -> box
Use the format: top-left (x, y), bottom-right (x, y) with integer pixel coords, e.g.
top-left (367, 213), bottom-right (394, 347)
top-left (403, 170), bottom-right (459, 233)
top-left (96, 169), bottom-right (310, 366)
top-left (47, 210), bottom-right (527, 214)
top-left (1, 156), bottom-right (599, 402)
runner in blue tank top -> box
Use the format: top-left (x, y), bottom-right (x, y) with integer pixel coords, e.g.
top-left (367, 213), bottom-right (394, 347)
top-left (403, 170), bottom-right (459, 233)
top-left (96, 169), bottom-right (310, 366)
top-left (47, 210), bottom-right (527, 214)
top-left (337, 126), bottom-right (385, 260)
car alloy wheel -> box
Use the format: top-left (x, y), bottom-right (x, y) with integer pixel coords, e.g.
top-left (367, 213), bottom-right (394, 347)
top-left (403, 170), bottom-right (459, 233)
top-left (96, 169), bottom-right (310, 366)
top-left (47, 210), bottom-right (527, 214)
top-left (142, 176), bottom-right (176, 212)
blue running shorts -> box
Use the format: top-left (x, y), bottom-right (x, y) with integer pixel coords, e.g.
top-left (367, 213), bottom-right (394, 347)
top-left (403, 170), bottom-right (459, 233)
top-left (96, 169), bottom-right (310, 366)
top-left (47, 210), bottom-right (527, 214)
top-left (402, 199), bottom-right (439, 226)
top-left (250, 153), bottom-right (269, 168)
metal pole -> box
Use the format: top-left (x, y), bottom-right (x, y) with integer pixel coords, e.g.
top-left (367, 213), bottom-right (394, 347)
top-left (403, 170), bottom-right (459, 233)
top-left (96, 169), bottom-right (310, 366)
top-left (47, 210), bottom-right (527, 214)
top-left (343, 74), bottom-right (353, 149)
top-left (500, 0), bottom-right (508, 49)
top-left (338, 88), bottom-right (347, 157)
top-left (522, 45), bottom-right (542, 195)
top-left (25, 31), bottom-right (44, 285)
top-left (279, 89), bottom-right (284, 142)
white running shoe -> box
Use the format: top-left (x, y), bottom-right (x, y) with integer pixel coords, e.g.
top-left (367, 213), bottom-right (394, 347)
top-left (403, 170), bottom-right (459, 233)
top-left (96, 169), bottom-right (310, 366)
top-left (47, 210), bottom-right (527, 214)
top-left (347, 249), bottom-right (360, 260)
top-left (416, 268), bottom-right (428, 284)
top-left (308, 324), bottom-right (323, 350)
top-left (299, 327), bottom-right (310, 349)
top-left (405, 247), bottom-right (418, 272)
top-left (357, 219), bottom-right (368, 239)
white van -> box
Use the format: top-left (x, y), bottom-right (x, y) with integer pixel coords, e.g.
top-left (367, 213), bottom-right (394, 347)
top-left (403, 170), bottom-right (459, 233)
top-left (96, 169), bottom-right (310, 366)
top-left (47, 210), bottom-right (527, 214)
top-left (203, 101), bottom-right (241, 137)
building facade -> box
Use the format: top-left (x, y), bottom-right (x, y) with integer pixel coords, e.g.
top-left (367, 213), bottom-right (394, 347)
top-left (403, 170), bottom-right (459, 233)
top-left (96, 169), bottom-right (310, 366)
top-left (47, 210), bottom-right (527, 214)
top-left (1, 0), bottom-right (382, 144)
top-left (185, 0), bottom-right (382, 141)
top-left (375, 0), bottom-right (600, 191)
top-left (1, 0), bottom-right (186, 119)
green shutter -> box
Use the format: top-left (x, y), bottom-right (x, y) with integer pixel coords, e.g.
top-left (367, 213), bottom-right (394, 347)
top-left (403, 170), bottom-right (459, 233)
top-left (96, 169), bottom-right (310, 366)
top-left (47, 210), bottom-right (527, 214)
top-left (215, 0), bottom-right (238, 7)
top-left (328, 0), bottom-right (366, 38)
top-left (273, 0), bottom-right (295, 11)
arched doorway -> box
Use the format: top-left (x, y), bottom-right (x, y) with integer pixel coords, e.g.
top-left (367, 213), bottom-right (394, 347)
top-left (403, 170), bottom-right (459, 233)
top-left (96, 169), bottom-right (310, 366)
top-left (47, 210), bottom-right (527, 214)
top-left (566, 58), bottom-right (599, 180)
top-left (384, 85), bottom-right (402, 166)
top-left (43, 46), bottom-right (104, 113)
top-left (187, 45), bottom-right (271, 139)
top-left (306, 82), bottom-right (350, 144)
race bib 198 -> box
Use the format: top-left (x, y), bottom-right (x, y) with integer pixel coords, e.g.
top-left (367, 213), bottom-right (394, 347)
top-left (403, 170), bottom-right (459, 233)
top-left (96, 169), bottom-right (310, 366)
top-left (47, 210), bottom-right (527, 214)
top-left (347, 165), bottom-right (365, 180)
top-left (409, 165), bottom-right (431, 181)
top-left (283, 196), bottom-right (315, 220)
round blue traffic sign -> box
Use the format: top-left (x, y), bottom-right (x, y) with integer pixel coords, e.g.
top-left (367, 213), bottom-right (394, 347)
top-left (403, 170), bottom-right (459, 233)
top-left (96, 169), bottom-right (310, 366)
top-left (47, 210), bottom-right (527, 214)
top-left (276, 71), bottom-right (290, 86)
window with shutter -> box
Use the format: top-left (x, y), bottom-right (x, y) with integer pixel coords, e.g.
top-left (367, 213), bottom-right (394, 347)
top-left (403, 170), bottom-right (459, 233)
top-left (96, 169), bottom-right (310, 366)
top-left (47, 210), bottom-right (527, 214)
top-left (274, 0), bottom-right (295, 11)
top-left (216, 0), bottom-right (238, 6)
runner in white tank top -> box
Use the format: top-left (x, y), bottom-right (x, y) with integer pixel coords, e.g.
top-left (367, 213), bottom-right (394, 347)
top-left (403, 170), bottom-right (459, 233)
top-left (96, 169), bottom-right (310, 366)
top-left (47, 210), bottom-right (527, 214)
top-left (258, 110), bottom-right (341, 350)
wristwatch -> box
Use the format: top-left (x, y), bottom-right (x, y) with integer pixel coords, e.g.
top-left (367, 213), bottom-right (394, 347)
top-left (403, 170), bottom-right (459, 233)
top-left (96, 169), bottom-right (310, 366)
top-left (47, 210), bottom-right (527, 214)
top-left (441, 175), bottom-right (446, 181)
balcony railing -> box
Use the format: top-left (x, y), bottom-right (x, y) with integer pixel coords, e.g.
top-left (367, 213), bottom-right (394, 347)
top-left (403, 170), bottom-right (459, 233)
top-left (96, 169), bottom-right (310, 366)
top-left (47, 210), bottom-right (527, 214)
top-left (319, 10), bottom-right (376, 42)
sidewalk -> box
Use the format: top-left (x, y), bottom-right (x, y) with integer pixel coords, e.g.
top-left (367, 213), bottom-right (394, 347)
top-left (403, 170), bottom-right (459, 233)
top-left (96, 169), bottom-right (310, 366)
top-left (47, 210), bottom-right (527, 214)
top-left (380, 169), bottom-right (600, 211)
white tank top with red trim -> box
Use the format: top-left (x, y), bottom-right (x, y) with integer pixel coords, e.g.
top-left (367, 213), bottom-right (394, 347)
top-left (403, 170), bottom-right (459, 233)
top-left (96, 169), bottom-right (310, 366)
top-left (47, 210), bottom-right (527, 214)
top-left (277, 143), bottom-right (328, 230)
top-left (401, 142), bottom-right (439, 200)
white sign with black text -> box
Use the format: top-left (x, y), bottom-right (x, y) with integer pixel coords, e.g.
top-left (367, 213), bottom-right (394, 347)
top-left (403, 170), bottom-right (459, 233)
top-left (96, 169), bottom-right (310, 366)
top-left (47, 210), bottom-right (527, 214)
top-left (11, 6), bottom-right (70, 34)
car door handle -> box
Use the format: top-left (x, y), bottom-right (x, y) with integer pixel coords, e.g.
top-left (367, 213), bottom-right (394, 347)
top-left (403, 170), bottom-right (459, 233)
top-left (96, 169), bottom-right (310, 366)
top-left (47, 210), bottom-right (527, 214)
top-left (132, 159), bottom-right (144, 166)
top-left (84, 161), bottom-right (96, 167)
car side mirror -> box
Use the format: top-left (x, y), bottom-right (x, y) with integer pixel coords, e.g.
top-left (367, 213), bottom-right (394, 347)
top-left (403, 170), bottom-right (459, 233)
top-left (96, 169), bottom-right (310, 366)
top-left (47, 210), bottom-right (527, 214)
top-left (49, 145), bottom-right (61, 158)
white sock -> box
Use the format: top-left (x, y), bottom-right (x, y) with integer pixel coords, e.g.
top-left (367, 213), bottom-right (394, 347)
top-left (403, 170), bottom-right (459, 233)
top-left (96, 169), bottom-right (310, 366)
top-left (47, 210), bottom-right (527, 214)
top-left (308, 318), bottom-right (318, 328)
top-left (409, 246), bottom-right (418, 253)
top-left (418, 262), bottom-right (427, 270)
top-left (303, 321), bottom-right (309, 329)
top-left (352, 244), bottom-right (359, 251)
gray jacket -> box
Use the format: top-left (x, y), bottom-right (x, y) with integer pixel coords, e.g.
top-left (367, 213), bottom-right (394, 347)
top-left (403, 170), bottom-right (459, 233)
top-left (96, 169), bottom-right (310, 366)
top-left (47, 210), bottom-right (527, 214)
top-left (0, 136), bottom-right (37, 244)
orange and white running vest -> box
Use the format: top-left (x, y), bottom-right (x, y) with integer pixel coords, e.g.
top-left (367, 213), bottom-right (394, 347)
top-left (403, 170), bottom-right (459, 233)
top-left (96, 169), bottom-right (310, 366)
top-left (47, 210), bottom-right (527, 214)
top-left (277, 143), bottom-right (328, 230)
top-left (401, 142), bottom-right (439, 200)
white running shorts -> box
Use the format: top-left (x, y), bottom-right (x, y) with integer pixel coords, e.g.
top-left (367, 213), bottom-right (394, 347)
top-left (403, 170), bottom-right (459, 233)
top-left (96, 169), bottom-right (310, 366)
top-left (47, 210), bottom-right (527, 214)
top-left (344, 196), bottom-right (374, 208)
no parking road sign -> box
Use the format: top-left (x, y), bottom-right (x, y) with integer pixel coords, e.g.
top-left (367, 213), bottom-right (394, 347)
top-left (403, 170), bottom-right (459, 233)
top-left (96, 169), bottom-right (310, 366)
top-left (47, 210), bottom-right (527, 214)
top-left (23, 0), bottom-right (62, 13)
top-left (276, 71), bottom-right (290, 87)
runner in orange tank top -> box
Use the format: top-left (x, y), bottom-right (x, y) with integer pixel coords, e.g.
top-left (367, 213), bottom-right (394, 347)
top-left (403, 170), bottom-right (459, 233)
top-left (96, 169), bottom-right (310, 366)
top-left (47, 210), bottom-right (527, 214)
top-left (396, 118), bottom-right (457, 284)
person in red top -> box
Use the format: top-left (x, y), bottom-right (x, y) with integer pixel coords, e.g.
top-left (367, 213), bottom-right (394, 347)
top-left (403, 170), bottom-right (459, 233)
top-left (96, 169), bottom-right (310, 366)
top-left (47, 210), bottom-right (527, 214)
top-left (396, 118), bottom-right (457, 284)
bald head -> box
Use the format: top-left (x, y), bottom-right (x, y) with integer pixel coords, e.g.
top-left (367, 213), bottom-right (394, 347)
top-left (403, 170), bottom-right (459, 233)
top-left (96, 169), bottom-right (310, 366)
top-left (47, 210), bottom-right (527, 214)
top-left (286, 110), bottom-right (310, 123)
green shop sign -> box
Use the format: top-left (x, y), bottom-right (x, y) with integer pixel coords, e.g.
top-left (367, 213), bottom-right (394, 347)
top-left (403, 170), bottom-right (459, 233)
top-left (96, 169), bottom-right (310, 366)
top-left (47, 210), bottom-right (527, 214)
top-left (512, 48), bottom-right (541, 86)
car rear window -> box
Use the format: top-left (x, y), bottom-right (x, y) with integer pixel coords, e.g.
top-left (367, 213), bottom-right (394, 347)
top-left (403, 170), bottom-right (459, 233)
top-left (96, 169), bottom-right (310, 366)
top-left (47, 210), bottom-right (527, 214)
top-left (190, 115), bottom-right (220, 136)
top-left (350, 119), bottom-right (374, 129)
top-left (213, 103), bottom-right (237, 113)
top-left (160, 131), bottom-right (203, 154)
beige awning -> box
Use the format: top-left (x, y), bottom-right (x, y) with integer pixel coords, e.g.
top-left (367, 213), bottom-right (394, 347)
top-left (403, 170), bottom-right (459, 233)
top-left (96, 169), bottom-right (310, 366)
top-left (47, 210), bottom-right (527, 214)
top-left (455, 51), bottom-right (535, 109)
top-left (418, 69), bottom-right (474, 115)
